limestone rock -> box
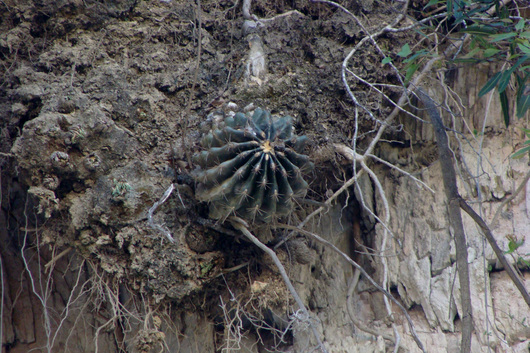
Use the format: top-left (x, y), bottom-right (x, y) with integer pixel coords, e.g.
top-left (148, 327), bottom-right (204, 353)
top-left (398, 256), bottom-right (438, 328)
top-left (491, 271), bottom-right (530, 344)
top-left (430, 267), bottom-right (458, 332)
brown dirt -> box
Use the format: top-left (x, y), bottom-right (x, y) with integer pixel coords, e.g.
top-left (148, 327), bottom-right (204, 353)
top-left (0, 0), bottom-right (417, 351)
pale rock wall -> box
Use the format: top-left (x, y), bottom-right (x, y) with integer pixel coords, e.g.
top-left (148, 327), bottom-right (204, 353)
top-left (289, 66), bottom-right (530, 352)
top-left (365, 65), bottom-right (530, 352)
top-left (318, 140), bottom-right (530, 352)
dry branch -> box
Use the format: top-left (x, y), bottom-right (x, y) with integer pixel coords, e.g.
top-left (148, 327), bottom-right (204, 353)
top-left (490, 169), bottom-right (530, 227)
top-left (276, 223), bottom-right (426, 353)
top-left (147, 183), bottom-right (176, 243)
top-left (229, 216), bottom-right (328, 353)
top-left (346, 269), bottom-right (398, 344)
top-left (416, 88), bottom-right (473, 352)
top-left (459, 200), bottom-right (530, 307)
top-left (44, 248), bottom-right (72, 271)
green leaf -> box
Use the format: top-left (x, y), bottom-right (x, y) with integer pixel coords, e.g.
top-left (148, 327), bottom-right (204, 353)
top-left (519, 31), bottom-right (530, 40)
top-left (505, 240), bottom-right (516, 254)
top-left (509, 55), bottom-right (530, 75)
top-left (499, 5), bottom-right (509, 20)
top-left (424, 0), bottom-right (441, 9)
top-left (507, 239), bottom-right (523, 253)
top-left (499, 90), bottom-right (510, 127)
top-left (382, 56), bottom-right (392, 65)
top-left (489, 32), bottom-right (518, 42)
top-left (405, 63), bottom-right (419, 83)
top-left (511, 145), bottom-right (530, 159)
top-left (521, 127), bottom-right (530, 137)
top-left (516, 90), bottom-right (530, 118)
top-left (517, 43), bottom-right (530, 55)
top-left (404, 49), bottom-right (429, 63)
top-left (483, 48), bottom-right (501, 57)
top-left (397, 43), bottom-right (412, 58)
top-left (497, 55), bottom-right (530, 94)
top-left (515, 19), bottom-right (525, 31)
top-left (472, 35), bottom-right (489, 47)
top-left (461, 25), bottom-right (496, 35)
top-left (519, 257), bottom-right (530, 269)
top-left (453, 58), bottom-right (482, 64)
top-left (447, 0), bottom-right (453, 14)
top-left (497, 70), bottom-right (512, 93)
top-left (463, 47), bottom-right (481, 59)
top-left (478, 71), bottom-right (502, 97)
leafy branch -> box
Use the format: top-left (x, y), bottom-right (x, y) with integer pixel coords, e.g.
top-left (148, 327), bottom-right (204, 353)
top-left (421, 0), bottom-right (529, 124)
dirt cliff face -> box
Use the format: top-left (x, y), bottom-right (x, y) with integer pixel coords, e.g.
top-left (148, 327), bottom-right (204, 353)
top-left (2, 1), bottom-right (530, 352)
top-left (0, 1), bottom-right (383, 351)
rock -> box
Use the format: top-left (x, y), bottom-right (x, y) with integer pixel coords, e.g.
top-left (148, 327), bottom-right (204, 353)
top-left (27, 186), bottom-right (58, 219)
top-left (286, 238), bottom-right (314, 264)
top-left (430, 267), bottom-right (457, 331)
top-left (430, 229), bottom-right (452, 275)
top-left (491, 271), bottom-right (530, 344)
top-left (398, 256), bottom-right (439, 328)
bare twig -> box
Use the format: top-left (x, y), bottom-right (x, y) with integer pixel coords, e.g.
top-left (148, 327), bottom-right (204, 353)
top-left (275, 223), bottom-right (426, 353)
top-left (291, 0), bottom-right (437, 237)
top-left (274, 171), bottom-right (361, 250)
top-left (257, 10), bottom-right (304, 24)
top-left (490, 169), bottom-right (530, 227)
top-left (346, 269), bottom-right (401, 348)
top-left (243, 0), bottom-right (303, 24)
top-left (44, 247), bottom-right (72, 271)
top-left (148, 184), bottom-right (176, 243)
top-left (229, 216), bottom-right (329, 353)
top-left (242, 0), bottom-right (258, 21)
top-left (22, 195), bottom-right (54, 352)
top-left (459, 200), bottom-right (530, 307)
top-left (50, 259), bottom-right (86, 349)
top-left (334, 143), bottom-right (435, 194)
top-left (344, 67), bottom-right (428, 123)
top-left (215, 261), bottom-right (250, 278)
top-left (219, 280), bottom-right (296, 352)
top-left (219, 295), bottom-right (244, 352)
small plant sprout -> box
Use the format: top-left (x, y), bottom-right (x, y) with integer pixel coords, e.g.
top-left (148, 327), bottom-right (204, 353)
top-left (111, 178), bottom-right (132, 197)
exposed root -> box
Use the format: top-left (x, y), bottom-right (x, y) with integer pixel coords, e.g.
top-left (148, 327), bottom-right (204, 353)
top-left (148, 184), bottom-right (176, 243)
top-left (275, 223), bottom-right (426, 353)
top-left (229, 216), bottom-right (329, 353)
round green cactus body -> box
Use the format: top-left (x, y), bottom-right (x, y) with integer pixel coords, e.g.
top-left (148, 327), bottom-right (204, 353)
top-left (194, 108), bottom-right (313, 222)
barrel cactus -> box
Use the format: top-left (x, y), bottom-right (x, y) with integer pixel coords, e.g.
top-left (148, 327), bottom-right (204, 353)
top-left (193, 108), bottom-right (313, 223)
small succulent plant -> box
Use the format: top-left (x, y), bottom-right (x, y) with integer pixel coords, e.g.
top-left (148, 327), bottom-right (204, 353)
top-left (193, 108), bottom-right (313, 222)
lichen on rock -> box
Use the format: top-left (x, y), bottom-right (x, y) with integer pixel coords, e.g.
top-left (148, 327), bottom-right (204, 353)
top-left (193, 108), bottom-right (313, 222)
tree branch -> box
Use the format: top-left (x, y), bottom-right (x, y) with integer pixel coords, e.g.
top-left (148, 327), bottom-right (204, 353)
top-left (416, 88), bottom-right (473, 352)
top-left (229, 217), bottom-right (329, 353)
top-left (459, 200), bottom-right (530, 307)
top-left (490, 169), bottom-right (530, 227)
top-left (275, 223), bottom-right (426, 353)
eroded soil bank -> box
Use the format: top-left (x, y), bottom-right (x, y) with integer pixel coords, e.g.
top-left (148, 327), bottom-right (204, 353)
top-left (1, 1), bottom-right (529, 352)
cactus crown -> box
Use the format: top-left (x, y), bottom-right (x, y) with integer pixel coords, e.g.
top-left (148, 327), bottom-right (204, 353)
top-left (193, 108), bottom-right (313, 223)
